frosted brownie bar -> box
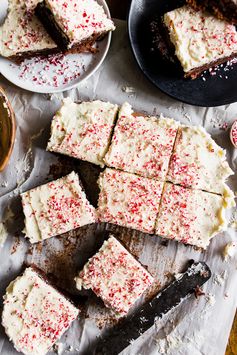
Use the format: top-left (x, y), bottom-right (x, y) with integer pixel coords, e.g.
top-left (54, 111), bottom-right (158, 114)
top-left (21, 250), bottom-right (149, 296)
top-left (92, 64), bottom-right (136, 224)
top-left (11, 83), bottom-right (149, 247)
top-left (162, 5), bottom-right (237, 78)
top-left (97, 168), bottom-right (164, 234)
top-left (0, 0), bottom-right (57, 61)
top-left (167, 126), bottom-right (234, 195)
top-left (104, 102), bottom-right (179, 180)
top-left (187, 0), bottom-right (237, 24)
top-left (75, 235), bottom-right (154, 315)
top-left (155, 183), bottom-right (232, 249)
top-left (36, 0), bottom-right (115, 51)
top-left (2, 267), bottom-right (79, 355)
top-left (21, 171), bottom-right (96, 243)
top-left (47, 98), bottom-right (118, 167)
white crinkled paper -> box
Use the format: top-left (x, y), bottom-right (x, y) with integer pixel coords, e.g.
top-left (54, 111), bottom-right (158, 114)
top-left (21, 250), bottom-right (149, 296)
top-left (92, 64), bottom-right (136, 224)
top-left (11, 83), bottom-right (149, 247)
top-left (0, 20), bottom-right (236, 355)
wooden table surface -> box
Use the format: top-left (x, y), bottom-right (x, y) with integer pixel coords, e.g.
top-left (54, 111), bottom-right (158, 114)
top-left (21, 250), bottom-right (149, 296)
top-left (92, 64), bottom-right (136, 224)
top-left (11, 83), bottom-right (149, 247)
top-left (106, 1), bottom-right (237, 354)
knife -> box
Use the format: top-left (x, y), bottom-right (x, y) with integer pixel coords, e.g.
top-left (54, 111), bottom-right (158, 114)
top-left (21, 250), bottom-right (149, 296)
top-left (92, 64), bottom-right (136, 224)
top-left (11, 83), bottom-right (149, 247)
top-left (93, 260), bottom-right (211, 355)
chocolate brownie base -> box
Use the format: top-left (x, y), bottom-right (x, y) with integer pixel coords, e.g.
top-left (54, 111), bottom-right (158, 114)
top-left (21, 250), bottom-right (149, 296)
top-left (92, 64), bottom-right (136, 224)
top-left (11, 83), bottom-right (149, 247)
top-left (35, 1), bottom-right (69, 50)
top-left (150, 19), bottom-right (176, 63)
top-left (35, 1), bottom-right (108, 51)
top-left (185, 52), bottom-right (237, 79)
top-left (187, 0), bottom-right (237, 24)
top-left (8, 35), bottom-right (100, 64)
top-left (8, 47), bottom-right (60, 64)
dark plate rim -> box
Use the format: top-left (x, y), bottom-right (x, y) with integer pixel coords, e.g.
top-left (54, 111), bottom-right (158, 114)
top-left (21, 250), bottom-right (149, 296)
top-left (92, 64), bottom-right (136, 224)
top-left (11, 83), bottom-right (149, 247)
top-left (127, 0), bottom-right (236, 108)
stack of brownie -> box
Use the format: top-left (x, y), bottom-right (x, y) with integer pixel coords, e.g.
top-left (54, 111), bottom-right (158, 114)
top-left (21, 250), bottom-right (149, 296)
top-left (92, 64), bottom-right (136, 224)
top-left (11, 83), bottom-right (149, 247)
top-left (151, 2), bottom-right (237, 79)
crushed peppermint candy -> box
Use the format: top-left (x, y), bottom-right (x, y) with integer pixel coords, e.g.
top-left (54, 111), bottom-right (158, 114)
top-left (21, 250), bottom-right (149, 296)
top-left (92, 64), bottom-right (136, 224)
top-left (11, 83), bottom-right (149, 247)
top-left (10, 53), bottom-right (88, 88)
top-left (201, 58), bottom-right (237, 81)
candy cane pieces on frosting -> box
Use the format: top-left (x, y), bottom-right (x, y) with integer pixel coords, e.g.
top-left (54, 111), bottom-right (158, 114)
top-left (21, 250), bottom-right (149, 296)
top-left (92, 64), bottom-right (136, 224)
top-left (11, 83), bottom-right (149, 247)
top-left (75, 235), bottom-right (154, 316)
top-left (21, 171), bottom-right (96, 243)
top-left (97, 168), bottom-right (164, 234)
top-left (104, 102), bottom-right (179, 181)
top-left (47, 98), bottom-right (118, 167)
top-left (35, 0), bottom-right (115, 51)
top-left (155, 183), bottom-right (231, 249)
top-left (167, 125), bottom-right (234, 195)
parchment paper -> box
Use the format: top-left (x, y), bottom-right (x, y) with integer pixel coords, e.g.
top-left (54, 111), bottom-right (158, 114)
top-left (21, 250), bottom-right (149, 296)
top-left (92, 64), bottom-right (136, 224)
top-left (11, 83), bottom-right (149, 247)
top-left (0, 19), bottom-right (236, 355)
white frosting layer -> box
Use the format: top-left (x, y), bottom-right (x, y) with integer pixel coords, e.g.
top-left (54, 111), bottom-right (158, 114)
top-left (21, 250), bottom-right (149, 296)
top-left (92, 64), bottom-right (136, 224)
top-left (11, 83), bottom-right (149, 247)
top-left (75, 235), bottom-right (154, 315)
top-left (155, 183), bottom-right (230, 249)
top-left (104, 102), bottom-right (179, 180)
top-left (47, 98), bottom-right (118, 167)
top-left (45, 0), bottom-right (115, 47)
top-left (0, 0), bottom-right (56, 58)
top-left (97, 168), bottom-right (164, 234)
top-left (164, 5), bottom-right (237, 72)
top-left (167, 125), bottom-right (234, 194)
top-left (2, 267), bottom-right (79, 355)
top-left (21, 171), bottom-right (96, 243)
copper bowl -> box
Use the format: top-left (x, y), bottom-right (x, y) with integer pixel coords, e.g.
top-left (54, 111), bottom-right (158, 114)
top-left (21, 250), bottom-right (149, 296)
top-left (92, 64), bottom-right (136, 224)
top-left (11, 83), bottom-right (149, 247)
top-left (0, 87), bottom-right (15, 172)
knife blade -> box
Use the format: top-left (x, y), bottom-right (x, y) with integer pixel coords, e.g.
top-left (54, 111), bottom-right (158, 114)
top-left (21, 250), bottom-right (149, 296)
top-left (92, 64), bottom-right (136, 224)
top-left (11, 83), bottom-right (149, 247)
top-left (93, 260), bottom-right (211, 355)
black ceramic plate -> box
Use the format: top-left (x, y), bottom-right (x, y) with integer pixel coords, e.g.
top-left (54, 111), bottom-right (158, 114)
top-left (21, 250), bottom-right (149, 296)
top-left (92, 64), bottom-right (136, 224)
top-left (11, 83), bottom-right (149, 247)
top-left (128, 0), bottom-right (237, 107)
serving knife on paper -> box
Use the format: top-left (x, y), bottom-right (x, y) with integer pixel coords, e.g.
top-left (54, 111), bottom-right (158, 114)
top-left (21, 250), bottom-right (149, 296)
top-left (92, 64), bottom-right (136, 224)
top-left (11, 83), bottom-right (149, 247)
top-left (93, 260), bottom-right (211, 355)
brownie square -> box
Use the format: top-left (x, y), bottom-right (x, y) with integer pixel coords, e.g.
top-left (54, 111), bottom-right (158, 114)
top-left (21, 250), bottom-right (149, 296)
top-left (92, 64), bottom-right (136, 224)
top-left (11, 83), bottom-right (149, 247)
top-left (155, 183), bottom-right (228, 248)
top-left (97, 168), bottom-right (164, 234)
top-left (104, 102), bottom-right (179, 181)
top-left (162, 5), bottom-right (237, 78)
top-left (75, 235), bottom-right (154, 315)
top-left (35, 0), bottom-right (115, 51)
top-left (21, 171), bottom-right (96, 243)
top-left (47, 98), bottom-right (118, 167)
top-left (2, 267), bottom-right (79, 355)
top-left (167, 126), bottom-right (234, 194)
top-left (0, 0), bottom-right (57, 61)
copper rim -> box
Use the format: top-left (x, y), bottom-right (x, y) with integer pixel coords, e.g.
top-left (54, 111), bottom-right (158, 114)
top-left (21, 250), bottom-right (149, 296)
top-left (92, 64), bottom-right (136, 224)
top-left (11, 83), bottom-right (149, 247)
top-left (0, 86), bottom-right (16, 172)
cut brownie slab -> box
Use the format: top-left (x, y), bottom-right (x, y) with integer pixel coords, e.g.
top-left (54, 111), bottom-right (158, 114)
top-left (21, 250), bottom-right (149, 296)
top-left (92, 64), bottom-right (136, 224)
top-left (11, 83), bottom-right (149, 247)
top-left (47, 98), bottom-right (118, 167)
top-left (21, 171), bottom-right (96, 243)
top-left (187, 0), bottom-right (237, 24)
top-left (0, 0), bottom-right (57, 61)
top-left (97, 168), bottom-right (164, 234)
top-left (2, 267), bottom-right (79, 355)
top-left (167, 126), bottom-right (234, 195)
top-left (75, 235), bottom-right (154, 316)
top-left (35, 0), bottom-right (115, 51)
top-left (162, 5), bottom-right (237, 78)
top-left (104, 102), bottom-right (179, 180)
top-left (155, 183), bottom-right (231, 249)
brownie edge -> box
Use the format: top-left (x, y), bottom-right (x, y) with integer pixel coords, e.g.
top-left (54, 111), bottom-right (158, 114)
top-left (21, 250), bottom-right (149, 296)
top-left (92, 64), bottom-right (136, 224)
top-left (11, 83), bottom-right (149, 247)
top-left (187, 0), bottom-right (237, 24)
top-left (35, 1), bottom-right (70, 51)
